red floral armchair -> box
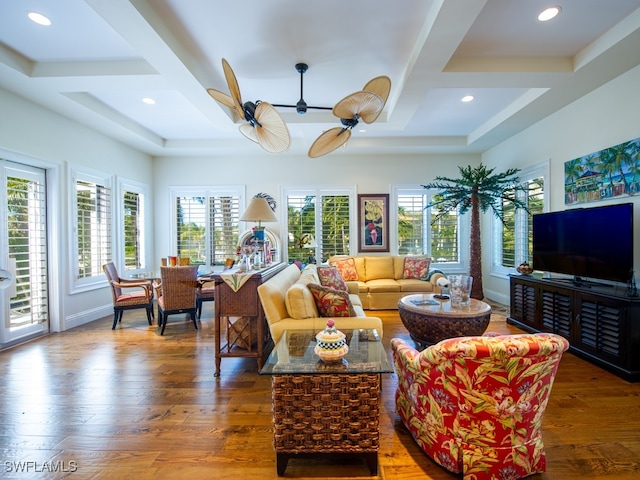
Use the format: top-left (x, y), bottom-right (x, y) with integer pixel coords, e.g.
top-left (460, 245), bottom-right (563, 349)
top-left (391, 333), bottom-right (569, 480)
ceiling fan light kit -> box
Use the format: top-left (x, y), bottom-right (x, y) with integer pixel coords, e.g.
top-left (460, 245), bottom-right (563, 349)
top-left (207, 59), bottom-right (391, 157)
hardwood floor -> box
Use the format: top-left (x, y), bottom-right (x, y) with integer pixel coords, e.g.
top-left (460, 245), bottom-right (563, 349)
top-left (1, 305), bottom-right (639, 479)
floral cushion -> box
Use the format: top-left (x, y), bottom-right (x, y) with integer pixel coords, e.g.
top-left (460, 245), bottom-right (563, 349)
top-left (329, 257), bottom-right (359, 281)
top-left (307, 283), bottom-right (357, 317)
top-left (403, 257), bottom-right (431, 279)
top-left (317, 266), bottom-right (348, 291)
top-left (391, 333), bottom-right (569, 480)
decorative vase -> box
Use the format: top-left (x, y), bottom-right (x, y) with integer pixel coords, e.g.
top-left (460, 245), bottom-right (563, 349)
top-left (517, 262), bottom-right (534, 275)
top-left (314, 319), bottom-right (349, 363)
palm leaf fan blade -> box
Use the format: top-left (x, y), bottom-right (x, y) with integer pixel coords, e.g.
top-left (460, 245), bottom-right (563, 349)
top-left (221, 58), bottom-right (245, 120)
top-left (361, 76), bottom-right (391, 123)
top-left (253, 102), bottom-right (291, 153)
top-left (207, 88), bottom-right (235, 109)
top-left (332, 91), bottom-right (382, 121)
top-left (239, 124), bottom-right (259, 144)
top-left (308, 127), bottom-right (351, 158)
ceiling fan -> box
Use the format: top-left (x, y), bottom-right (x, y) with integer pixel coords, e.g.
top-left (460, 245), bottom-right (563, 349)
top-left (207, 58), bottom-right (291, 154)
top-left (207, 59), bottom-right (390, 157)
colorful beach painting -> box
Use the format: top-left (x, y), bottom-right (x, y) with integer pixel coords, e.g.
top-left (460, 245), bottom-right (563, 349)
top-left (565, 136), bottom-right (640, 205)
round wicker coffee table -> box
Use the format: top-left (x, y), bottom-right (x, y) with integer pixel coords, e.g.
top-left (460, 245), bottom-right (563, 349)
top-left (398, 294), bottom-right (492, 350)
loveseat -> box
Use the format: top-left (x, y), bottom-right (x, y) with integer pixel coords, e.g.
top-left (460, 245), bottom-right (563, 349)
top-left (257, 264), bottom-right (383, 345)
top-left (329, 255), bottom-right (445, 309)
top-left (392, 333), bottom-right (569, 479)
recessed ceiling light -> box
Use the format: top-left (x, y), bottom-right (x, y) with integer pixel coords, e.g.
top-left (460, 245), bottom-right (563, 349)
top-left (142, 97), bottom-right (156, 105)
top-left (538, 6), bottom-right (561, 22)
top-left (461, 95), bottom-right (474, 103)
top-left (28, 12), bottom-right (52, 26)
top-left (358, 129), bottom-right (367, 133)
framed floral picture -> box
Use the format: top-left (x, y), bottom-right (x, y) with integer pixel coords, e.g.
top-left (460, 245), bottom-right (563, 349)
top-left (358, 194), bottom-right (389, 252)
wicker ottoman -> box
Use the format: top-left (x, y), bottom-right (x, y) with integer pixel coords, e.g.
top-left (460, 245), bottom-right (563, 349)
top-left (398, 294), bottom-right (492, 349)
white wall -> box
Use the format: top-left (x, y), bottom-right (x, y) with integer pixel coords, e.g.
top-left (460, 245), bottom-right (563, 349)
top-left (482, 64), bottom-right (640, 304)
top-left (0, 88), bottom-right (154, 332)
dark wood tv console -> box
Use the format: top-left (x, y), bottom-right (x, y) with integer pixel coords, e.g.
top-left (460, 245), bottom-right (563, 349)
top-left (508, 274), bottom-right (640, 382)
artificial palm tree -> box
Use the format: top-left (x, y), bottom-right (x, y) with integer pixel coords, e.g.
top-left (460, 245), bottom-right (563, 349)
top-left (422, 164), bottom-right (529, 300)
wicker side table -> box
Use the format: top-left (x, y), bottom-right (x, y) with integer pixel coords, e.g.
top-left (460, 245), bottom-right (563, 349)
top-left (261, 328), bottom-right (392, 476)
top-left (272, 373), bottom-right (380, 475)
top-left (398, 294), bottom-right (492, 349)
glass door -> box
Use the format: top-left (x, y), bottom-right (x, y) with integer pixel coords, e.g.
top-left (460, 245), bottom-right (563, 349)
top-left (0, 160), bottom-right (49, 346)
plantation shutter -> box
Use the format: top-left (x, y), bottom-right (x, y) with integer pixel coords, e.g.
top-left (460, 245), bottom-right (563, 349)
top-left (210, 196), bottom-right (240, 265)
top-left (76, 179), bottom-right (111, 279)
top-left (123, 190), bottom-right (144, 270)
top-left (287, 195), bottom-right (316, 263)
top-left (6, 167), bottom-right (49, 326)
top-left (176, 194), bottom-right (240, 266)
top-left (176, 196), bottom-right (206, 264)
top-left (319, 195), bottom-right (350, 262)
top-left (397, 193), bottom-right (427, 255)
top-left (430, 206), bottom-right (458, 263)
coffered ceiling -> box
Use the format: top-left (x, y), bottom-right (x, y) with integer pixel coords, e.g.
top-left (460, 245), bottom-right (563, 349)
top-left (1, 0), bottom-right (639, 157)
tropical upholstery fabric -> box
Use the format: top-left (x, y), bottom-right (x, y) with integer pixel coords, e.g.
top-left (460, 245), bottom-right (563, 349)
top-left (391, 333), bottom-right (569, 480)
top-left (403, 256), bottom-right (431, 279)
top-left (307, 283), bottom-right (357, 317)
top-left (329, 257), bottom-right (359, 281)
top-left (317, 265), bottom-right (348, 291)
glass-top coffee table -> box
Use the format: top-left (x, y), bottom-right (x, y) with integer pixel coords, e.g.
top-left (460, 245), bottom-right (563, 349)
top-left (260, 328), bottom-right (392, 476)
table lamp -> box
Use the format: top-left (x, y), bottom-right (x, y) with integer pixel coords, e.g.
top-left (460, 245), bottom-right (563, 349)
top-left (240, 197), bottom-right (278, 240)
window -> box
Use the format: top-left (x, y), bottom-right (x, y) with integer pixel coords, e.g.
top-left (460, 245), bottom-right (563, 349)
top-left (171, 187), bottom-right (242, 266)
top-left (284, 187), bottom-right (354, 263)
top-left (493, 162), bottom-right (548, 275)
top-left (70, 167), bottom-right (112, 291)
top-left (117, 179), bottom-right (148, 273)
top-left (393, 186), bottom-right (465, 268)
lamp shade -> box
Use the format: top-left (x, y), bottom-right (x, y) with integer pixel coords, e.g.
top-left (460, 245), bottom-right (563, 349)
top-left (240, 197), bottom-right (278, 226)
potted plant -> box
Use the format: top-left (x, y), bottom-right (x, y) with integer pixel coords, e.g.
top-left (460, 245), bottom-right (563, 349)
top-left (422, 164), bottom-right (529, 300)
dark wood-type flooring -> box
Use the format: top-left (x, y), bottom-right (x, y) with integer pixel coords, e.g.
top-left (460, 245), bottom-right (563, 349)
top-left (1, 304), bottom-right (639, 479)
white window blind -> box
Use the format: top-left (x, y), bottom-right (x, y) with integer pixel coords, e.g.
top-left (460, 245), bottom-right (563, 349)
top-left (123, 189), bottom-right (144, 270)
top-left (394, 188), bottom-right (460, 264)
top-left (286, 195), bottom-right (316, 262)
top-left (285, 190), bottom-right (352, 263)
top-left (430, 206), bottom-right (459, 263)
top-left (6, 169), bottom-right (49, 327)
top-left (501, 176), bottom-right (545, 268)
top-left (319, 195), bottom-right (350, 261)
top-left (210, 196), bottom-right (240, 265)
top-left (397, 193), bottom-right (427, 255)
top-left (76, 178), bottom-right (111, 280)
top-left (175, 193), bottom-right (240, 266)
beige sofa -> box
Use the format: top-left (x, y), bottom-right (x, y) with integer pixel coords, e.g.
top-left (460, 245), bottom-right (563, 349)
top-left (329, 255), bottom-right (445, 310)
top-left (257, 264), bottom-right (383, 345)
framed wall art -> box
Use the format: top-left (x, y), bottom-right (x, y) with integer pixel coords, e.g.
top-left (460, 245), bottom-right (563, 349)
top-left (358, 194), bottom-right (389, 252)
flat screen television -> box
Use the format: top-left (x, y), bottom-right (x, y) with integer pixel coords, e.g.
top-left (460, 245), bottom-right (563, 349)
top-left (532, 203), bottom-right (634, 284)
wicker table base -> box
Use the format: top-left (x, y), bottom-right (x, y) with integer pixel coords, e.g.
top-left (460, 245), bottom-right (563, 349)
top-left (398, 294), bottom-right (492, 349)
top-left (271, 373), bottom-right (380, 476)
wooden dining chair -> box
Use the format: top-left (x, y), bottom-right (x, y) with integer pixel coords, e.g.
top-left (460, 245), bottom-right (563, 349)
top-left (155, 265), bottom-right (199, 335)
top-left (196, 279), bottom-right (215, 319)
top-left (103, 262), bottom-right (154, 329)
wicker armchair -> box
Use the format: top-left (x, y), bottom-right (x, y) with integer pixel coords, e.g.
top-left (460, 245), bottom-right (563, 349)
top-left (102, 262), bottom-right (154, 330)
top-left (155, 265), bottom-right (199, 335)
top-left (391, 333), bottom-right (569, 480)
